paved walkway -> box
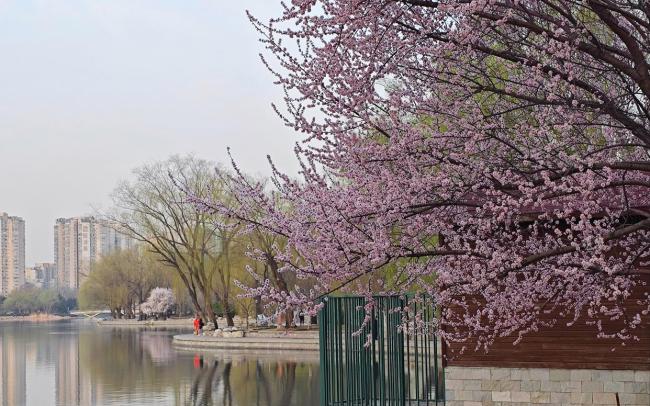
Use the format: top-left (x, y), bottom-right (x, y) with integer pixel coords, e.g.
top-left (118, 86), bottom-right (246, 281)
top-left (172, 329), bottom-right (319, 351)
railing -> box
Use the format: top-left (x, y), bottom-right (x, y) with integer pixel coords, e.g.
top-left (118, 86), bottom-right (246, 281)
top-left (319, 295), bottom-right (445, 406)
top-left (69, 309), bottom-right (112, 320)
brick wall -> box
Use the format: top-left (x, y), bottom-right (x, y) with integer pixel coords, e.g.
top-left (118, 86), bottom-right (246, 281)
top-left (445, 367), bottom-right (650, 405)
top-left (444, 275), bottom-right (650, 371)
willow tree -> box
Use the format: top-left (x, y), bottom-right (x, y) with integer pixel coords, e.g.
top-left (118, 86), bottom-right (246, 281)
top-left (78, 247), bottom-right (168, 318)
top-left (110, 156), bottom-right (240, 327)
top-left (189, 171), bottom-right (301, 327)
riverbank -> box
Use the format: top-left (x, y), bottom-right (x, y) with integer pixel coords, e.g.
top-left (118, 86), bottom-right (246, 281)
top-left (0, 314), bottom-right (69, 323)
top-left (98, 318), bottom-right (193, 328)
top-left (173, 328), bottom-right (319, 351)
top-left (98, 316), bottom-right (256, 329)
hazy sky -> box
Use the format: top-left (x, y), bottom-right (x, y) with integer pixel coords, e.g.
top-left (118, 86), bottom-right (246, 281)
top-left (0, 1), bottom-right (300, 265)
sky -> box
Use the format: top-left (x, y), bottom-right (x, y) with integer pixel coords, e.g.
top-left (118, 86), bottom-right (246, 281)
top-left (0, 0), bottom-right (300, 265)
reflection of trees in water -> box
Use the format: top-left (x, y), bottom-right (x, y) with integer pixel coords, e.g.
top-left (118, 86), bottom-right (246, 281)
top-left (186, 358), bottom-right (318, 406)
top-left (0, 323), bottom-right (319, 406)
top-left (277, 362), bottom-right (296, 406)
top-left (140, 333), bottom-right (175, 364)
top-left (189, 359), bottom-right (230, 406)
top-left (255, 361), bottom-right (272, 403)
top-left (79, 328), bottom-right (195, 394)
top-left (78, 326), bottom-right (319, 406)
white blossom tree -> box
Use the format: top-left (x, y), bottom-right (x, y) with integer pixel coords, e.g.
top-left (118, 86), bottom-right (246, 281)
top-left (141, 288), bottom-right (176, 318)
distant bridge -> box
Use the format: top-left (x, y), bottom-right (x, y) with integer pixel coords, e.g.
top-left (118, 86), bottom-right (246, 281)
top-left (69, 309), bottom-right (112, 320)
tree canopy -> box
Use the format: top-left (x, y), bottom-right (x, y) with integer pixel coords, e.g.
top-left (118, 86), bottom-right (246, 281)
top-left (2, 285), bottom-right (75, 315)
top-left (108, 156), bottom-right (299, 327)
top-left (78, 248), bottom-right (170, 318)
top-left (194, 0), bottom-right (650, 347)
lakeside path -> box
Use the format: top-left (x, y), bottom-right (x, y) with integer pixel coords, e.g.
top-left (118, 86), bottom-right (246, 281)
top-left (173, 329), bottom-right (319, 351)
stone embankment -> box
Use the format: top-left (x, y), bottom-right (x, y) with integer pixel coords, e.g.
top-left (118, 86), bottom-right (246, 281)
top-left (444, 367), bottom-right (650, 406)
top-left (173, 328), bottom-right (319, 351)
top-left (97, 318), bottom-right (193, 328)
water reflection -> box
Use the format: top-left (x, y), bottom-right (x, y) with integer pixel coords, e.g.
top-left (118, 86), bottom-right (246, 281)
top-left (1, 332), bottom-right (26, 406)
top-left (0, 321), bottom-right (320, 406)
top-left (182, 355), bottom-right (318, 406)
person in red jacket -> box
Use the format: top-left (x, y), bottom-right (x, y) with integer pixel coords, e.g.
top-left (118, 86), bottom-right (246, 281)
top-left (193, 314), bottom-right (201, 335)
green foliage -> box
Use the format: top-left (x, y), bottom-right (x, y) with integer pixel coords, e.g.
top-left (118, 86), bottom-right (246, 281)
top-left (108, 156), bottom-right (316, 325)
top-left (79, 247), bottom-right (172, 317)
top-left (1, 285), bottom-right (75, 315)
top-left (211, 301), bottom-right (236, 318)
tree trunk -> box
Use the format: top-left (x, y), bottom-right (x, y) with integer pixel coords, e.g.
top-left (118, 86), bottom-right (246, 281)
top-left (174, 271), bottom-right (211, 325)
top-left (223, 301), bottom-right (235, 327)
top-left (265, 254), bottom-right (292, 328)
top-left (203, 295), bottom-right (218, 329)
top-left (186, 288), bottom-right (209, 325)
top-left (220, 288), bottom-right (235, 327)
top-left (266, 254), bottom-right (289, 293)
top-left (285, 309), bottom-right (292, 329)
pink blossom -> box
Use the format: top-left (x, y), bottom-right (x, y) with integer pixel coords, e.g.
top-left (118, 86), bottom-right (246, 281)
top-left (191, 0), bottom-right (650, 348)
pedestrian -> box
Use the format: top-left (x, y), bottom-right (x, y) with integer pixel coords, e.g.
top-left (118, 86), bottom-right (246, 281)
top-left (298, 310), bottom-right (305, 326)
top-left (193, 314), bottom-right (201, 335)
top-left (198, 316), bottom-right (205, 334)
top-left (293, 309), bottom-right (300, 327)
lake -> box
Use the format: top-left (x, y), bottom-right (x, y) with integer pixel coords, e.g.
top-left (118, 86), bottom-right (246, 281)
top-left (0, 320), bottom-right (320, 406)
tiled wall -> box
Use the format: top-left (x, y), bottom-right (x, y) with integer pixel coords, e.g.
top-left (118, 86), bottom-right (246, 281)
top-left (444, 367), bottom-right (650, 405)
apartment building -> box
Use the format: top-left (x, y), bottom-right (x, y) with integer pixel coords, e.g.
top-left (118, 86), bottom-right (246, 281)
top-left (54, 217), bottom-right (135, 290)
top-left (0, 212), bottom-right (26, 295)
top-left (25, 262), bottom-right (56, 289)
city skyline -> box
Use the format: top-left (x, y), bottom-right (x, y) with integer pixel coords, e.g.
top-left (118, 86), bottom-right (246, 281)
top-left (0, 211), bottom-right (134, 266)
top-left (0, 212), bottom-right (135, 293)
top-left (0, 1), bottom-right (300, 265)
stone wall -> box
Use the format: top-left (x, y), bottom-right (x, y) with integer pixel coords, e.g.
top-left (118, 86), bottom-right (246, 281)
top-left (445, 367), bottom-right (649, 405)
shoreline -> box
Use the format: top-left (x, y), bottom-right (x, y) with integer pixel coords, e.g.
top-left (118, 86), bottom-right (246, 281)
top-left (96, 316), bottom-right (259, 329)
top-left (97, 318), bottom-right (193, 328)
top-left (0, 314), bottom-right (69, 323)
top-left (172, 329), bottom-right (320, 351)
top-left (174, 347), bottom-right (321, 362)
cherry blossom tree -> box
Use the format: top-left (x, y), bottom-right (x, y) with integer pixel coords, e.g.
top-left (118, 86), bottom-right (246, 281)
top-left (194, 0), bottom-right (650, 347)
top-left (141, 288), bottom-right (176, 318)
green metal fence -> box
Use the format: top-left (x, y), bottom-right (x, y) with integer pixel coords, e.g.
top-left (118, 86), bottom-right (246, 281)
top-left (319, 296), bottom-right (445, 406)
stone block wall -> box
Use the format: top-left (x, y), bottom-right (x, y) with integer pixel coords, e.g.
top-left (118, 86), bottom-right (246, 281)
top-left (444, 367), bottom-right (649, 405)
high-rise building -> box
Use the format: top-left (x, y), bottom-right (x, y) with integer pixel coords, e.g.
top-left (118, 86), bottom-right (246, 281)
top-left (0, 212), bottom-right (26, 295)
top-left (54, 217), bottom-right (135, 290)
top-left (24, 262), bottom-right (56, 289)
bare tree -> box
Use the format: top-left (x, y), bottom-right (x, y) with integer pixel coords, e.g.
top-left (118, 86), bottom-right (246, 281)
top-left (108, 156), bottom-right (233, 328)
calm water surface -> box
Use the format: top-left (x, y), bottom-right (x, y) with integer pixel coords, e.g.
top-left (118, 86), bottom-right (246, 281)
top-left (0, 320), bottom-right (320, 406)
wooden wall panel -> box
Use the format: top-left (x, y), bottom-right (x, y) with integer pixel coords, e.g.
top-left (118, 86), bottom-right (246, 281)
top-left (444, 275), bottom-right (650, 370)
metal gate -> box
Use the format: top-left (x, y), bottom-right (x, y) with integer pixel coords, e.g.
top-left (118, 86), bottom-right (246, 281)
top-left (319, 296), bottom-right (445, 406)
